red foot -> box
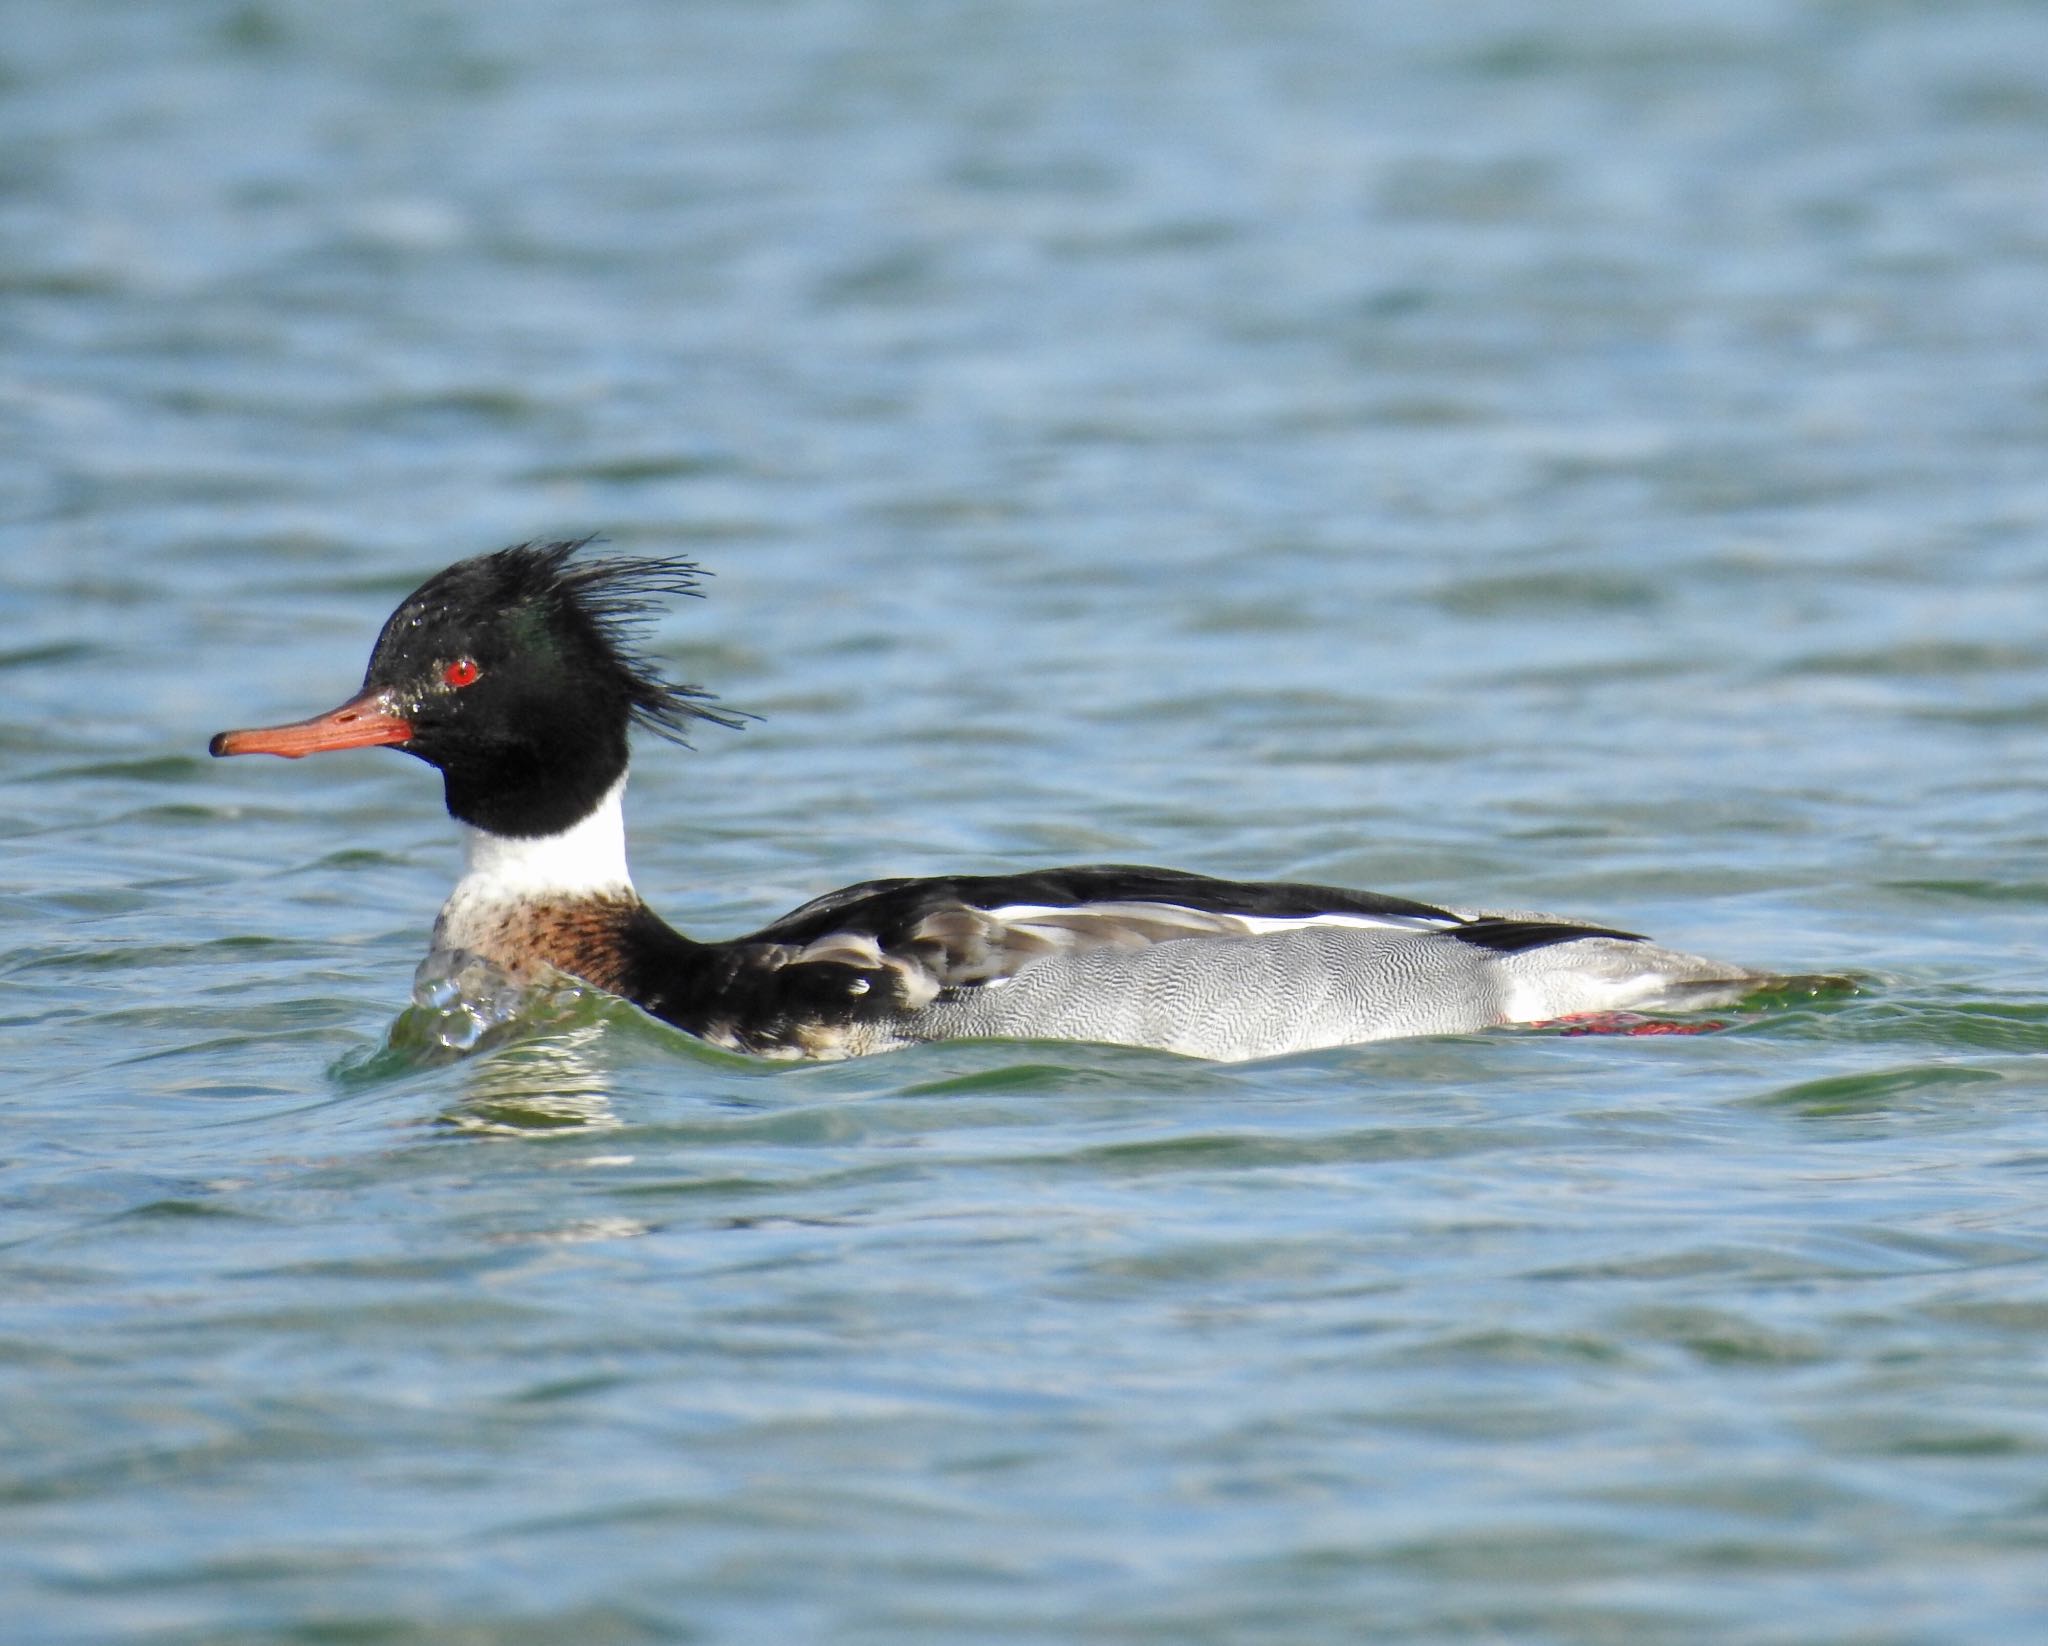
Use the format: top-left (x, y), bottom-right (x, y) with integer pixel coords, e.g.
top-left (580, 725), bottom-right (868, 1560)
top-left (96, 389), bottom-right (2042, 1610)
top-left (1527, 1011), bottom-right (1731, 1037)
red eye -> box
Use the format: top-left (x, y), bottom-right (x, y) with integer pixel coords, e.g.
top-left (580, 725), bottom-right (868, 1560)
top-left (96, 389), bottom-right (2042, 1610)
top-left (443, 658), bottom-right (481, 688)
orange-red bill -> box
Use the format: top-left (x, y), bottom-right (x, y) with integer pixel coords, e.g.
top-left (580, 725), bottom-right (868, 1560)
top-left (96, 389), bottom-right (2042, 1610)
top-left (209, 690), bottom-right (414, 759)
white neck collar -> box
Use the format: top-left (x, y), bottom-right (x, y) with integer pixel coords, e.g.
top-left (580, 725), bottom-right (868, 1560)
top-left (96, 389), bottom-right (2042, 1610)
top-left (451, 774), bottom-right (634, 902)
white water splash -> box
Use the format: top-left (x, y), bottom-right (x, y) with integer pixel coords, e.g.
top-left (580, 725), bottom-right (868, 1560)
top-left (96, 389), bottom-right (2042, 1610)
top-left (410, 947), bottom-right (583, 1053)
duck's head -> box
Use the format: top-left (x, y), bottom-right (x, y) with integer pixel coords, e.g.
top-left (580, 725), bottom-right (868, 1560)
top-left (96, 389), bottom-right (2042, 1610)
top-left (210, 538), bottom-right (742, 837)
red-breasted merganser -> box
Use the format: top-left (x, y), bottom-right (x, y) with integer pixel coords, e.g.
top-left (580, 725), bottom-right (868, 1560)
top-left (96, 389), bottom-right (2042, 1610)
top-left (210, 539), bottom-right (1793, 1060)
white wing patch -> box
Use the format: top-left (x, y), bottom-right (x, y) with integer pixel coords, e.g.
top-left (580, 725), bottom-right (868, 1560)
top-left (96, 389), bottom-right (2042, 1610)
top-left (981, 901), bottom-right (1456, 940)
top-left (869, 898), bottom-right (1460, 997)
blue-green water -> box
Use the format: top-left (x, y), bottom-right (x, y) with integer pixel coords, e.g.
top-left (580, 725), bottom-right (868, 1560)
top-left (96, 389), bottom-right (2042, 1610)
top-left (7, 2), bottom-right (2048, 1640)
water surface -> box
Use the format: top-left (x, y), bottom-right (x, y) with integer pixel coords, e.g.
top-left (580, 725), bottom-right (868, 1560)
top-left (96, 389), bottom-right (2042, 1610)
top-left (6, 2), bottom-right (2048, 1641)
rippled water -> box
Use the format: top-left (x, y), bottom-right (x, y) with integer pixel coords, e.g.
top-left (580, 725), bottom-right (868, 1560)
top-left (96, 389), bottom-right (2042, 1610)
top-left (7, 2), bottom-right (2048, 1640)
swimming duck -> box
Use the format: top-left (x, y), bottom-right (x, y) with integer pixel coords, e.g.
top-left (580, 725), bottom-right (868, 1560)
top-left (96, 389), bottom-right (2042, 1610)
top-left (210, 539), bottom-right (1784, 1060)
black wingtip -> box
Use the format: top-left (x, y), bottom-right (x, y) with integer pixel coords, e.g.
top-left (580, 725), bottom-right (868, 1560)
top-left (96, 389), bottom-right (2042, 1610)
top-left (1448, 918), bottom-right (1647, 955)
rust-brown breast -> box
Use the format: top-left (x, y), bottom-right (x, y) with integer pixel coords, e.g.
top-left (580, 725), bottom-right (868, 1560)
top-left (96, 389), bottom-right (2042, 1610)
top-left (433, 893), bottom-right (643, 994)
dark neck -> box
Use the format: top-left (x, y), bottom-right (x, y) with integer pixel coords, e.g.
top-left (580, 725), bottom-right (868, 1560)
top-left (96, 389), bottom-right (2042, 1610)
top-left (603, 902), bottom-right (716, 1019)
top-left (440, 737), bottom-right (630, 839)
top-left (599, 904), bottom-right (883, 1059)
top-left (548, 897), bottom-right (766, 1052)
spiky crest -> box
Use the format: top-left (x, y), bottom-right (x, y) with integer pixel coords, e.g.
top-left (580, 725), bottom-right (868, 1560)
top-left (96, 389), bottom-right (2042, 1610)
top-left (390, 536), bottom-right (748, 744)
top-left (524, 537), bottom-right (748, 742)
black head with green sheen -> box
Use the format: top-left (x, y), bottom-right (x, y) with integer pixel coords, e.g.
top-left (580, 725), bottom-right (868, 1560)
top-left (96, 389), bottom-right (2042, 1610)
top-left (210, 539), bottom-right (743, 837)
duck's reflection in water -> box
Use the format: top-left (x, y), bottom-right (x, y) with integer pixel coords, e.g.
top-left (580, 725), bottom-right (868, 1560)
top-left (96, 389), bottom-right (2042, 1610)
top-left (440, 1021), bottom-right (622, 1135)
